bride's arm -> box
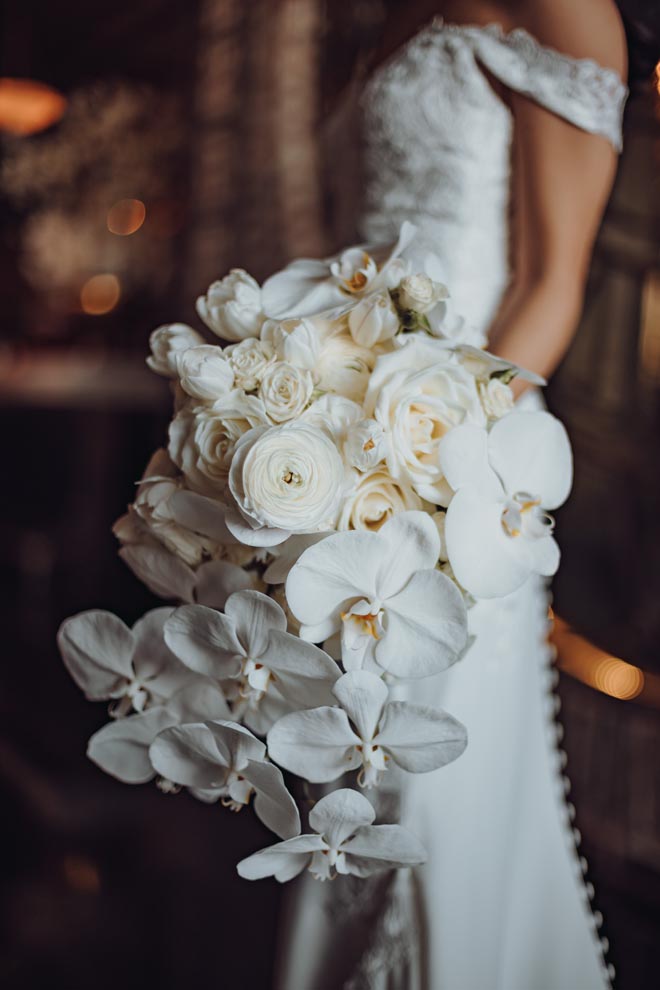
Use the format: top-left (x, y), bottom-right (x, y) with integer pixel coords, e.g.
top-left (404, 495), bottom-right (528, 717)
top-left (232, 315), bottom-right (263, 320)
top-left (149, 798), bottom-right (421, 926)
top-left (487, 0), bottom-right (627, 394)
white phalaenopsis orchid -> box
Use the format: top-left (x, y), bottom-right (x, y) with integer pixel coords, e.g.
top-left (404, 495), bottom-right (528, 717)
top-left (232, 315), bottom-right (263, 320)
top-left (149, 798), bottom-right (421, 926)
top-left (87, 680), bottom-right (230, 785)
top-left (58, 607), bottom-right (191, 716)
top-left (237, 787), bottom-right (426, 882)
top-left (164, 590), bottom-right (339, 734)
top-left (267, 669), bottom-right (468, 787)
top-left (261, 222), bottom-right (417, 319)
top-left (149, 719), bottom-right (300, 839)
top-left (286, 512), bottom-right (468, 677)
top-left (439, 411), bottom-right (573, 598)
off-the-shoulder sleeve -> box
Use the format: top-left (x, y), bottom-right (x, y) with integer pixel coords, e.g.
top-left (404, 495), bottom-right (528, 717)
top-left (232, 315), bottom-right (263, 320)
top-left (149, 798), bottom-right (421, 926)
top-left (460, 24), bottom-right (628, 152)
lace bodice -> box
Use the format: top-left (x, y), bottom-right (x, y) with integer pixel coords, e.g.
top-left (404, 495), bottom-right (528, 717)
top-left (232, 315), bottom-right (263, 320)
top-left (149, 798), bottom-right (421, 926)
top-left (357, 17), bottom-right (628, 333)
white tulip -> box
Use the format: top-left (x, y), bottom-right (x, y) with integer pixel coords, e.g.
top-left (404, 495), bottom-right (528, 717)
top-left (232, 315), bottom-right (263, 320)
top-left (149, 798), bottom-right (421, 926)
top-left (258, 361), bottom-right (314, 422)
top-left (225, 422), bottom-right (346, 547)
top-left (315, 332), bottom-right (375, 404)
top-left (150, 719), bottom-right (300, 838)
top-left (439, 412), bottom-right (573, 598)
top-left (343, 419), bottom-right (388, 471)
top-left (268, 669), bottom-right (468, 787)
top-left (237, 788), bottom-right (426, 882)
top-left (225, 338), bottom-right (275, 391)
top-left (337, 467), bottom-right (424, 532)
top-left (58, 607), bottom-right (193, 716)
top-left (147, 323), bottom-right (205, 378)
top-left (286, 511), bottom-right (468, 678)
top-left (348, 292), bottom-right (400, 347)
top-left (176, 345), bottom-right (235, 402)
top-left (164, 590), bottom-right (339, 735)
top-left (260, 316), bottom-right (323, 370)
top-left (196, 269), bottom-right (266, 342)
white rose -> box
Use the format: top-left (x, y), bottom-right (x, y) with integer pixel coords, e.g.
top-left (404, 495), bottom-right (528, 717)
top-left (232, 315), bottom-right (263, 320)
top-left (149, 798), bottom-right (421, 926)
top-left (196, 269), bottom-right (265, 342)
top-left (228, 421), bottom-right (346, 540)
top-left (337, 468), bottom-right (424, 532)
top-left (343, 419), bottom-right (387, 470)
top-left (260, 316), bottom-right (323, 370)
top-left (316, 332), bottom-right (375, 404)
top-left (364, 336), bottom-right (486, 504)
top-left (258, 362), bottom-right (314, 423)
top-left (348, 292), bottom-right (400, 348)
top-left (147, 323), bottom-right (205, 377)
top-left (169, 392), bottom-right (269, 495)
top-left (176, 345), bottom-right (234, 402)
top-left (478, 377), bottom-right (514, 419)
top-left (398, 273), bottom-right (449, 314)
top-left (225, 338), bottom-right (275, 391)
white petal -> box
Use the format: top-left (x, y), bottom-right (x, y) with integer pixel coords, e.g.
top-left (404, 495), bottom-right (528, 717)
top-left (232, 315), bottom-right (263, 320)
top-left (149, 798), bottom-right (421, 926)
top-left (267, 708), bottom-right (361, 782)
top-left (261, 259), bottom-right (345, 319)
top-left (224, 506), bottom-right (291, 548)
top-left (343, 824), bottom-right (427, 875)
top-left (262, 532), bottom-right (329, 584)
top-left (286, 530), bottom-right (381, 626)
top-left (438, 424), bottom-right (502, 496)
top-left (260, 630), bottom-right (339, 680)
top-left (165, 680), bottom-right (231, 723)
top-left (375, 511), bottom-right (441, 600)
top-left (149, 723), bottom-right (229, 789)
top-left (379, 570), bottom-right (467, 677)
top-left (375, 702), bottom-right (468, 772)
top-left (131, 608), bottom-right (190, 701)
top-left (242, 759), bottom-right (301, 838)
top-left (194, 559), bottom-right (254, 610)
top-left (225, 590), bottom-right (286, 658)
top-left (58, 610), bottom-right (135, 700)
top-left (445, 488), bottom-right (531, 598)
top-left (167, 489), bottom-right (233, 543)
top-left (308, 788), bottom-right (376, 847)
top-left (299, 617), bottom-right (344, 645)
top-left (237, 834), bottom-right (324, 880)
top-left (488, 411), bottom-right (573, 509)
top-left (530, 535), bottom-right (560, 577)
top-left (119, 543), bottom-right (196, 601)
top-left (205, 719), bottom-right (266, 768)
top-left (164, 604), bottom-right (242, 678)
top-left (87, 707), bottom-right (175, 783)
top-left (332, 670), bottom-right (388, 742)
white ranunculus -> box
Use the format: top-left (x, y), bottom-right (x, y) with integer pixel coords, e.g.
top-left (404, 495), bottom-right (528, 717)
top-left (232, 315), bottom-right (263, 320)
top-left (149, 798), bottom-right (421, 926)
top-left (439, 412), bottom-right (573, 598)
top-left (225, 338), bottom-right (275, 391)
top-left (261, 222), bottom-right (417, 319)
top-left (258, 362), bottom-right (314, 423)
top-left (286, 511), bottom-right (468, 678)
top-left (348, 292), bottom-right (400, 347)
top-left (478, 377), bottom-right (514, 419)
top-left (196, 269), bottom-right (266, 342)
top-left (176, 345), bottom-right (235, 402)
top-left (260, 316), bottom-right (324, 370)
top-left (226, 422), bottom-right (346, 546)
top-left (364, 335), bottom-right (486, 505)
top-left (237, 788), bottom-right (426, 882)
top-left (169, 393), bottom-right (269, 496)
top-left (268, 669), bottom-right (467, 787)
top-left (147, 323), bottom-right (205, 378)
top-left (316, 332), bottom-right (375, 404)
top-left (337, 468), bottom-right (424, 532)
top-left (343, 419), bottom-right (387, 471)
top-left (397, 273), bottom-right (448, 314)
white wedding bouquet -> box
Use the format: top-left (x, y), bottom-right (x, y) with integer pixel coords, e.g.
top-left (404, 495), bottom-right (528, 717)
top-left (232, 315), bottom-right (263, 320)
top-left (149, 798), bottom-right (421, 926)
top-left (58, 222), bottom-right (572, 883)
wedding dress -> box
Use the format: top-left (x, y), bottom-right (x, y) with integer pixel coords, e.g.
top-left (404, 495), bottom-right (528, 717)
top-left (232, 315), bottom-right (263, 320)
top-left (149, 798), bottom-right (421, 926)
top-left (275, 19), bottom-right (628, 990)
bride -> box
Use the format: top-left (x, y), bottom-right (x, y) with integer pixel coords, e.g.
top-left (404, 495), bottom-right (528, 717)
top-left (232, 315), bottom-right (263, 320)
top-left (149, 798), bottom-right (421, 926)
top-left (275, 1), bottom-right (628, 987)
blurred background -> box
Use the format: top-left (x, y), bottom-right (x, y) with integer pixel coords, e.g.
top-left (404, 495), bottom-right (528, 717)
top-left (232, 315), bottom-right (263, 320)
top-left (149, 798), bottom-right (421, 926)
top-left (0, 1), bottom-right (659, 988)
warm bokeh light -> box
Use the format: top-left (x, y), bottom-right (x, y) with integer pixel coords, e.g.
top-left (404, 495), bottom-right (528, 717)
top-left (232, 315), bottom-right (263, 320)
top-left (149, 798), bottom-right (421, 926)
top-left (551, 616), bottom-right (648, 702)
top-left (80, 273), bottom-right (121, 315)
top-left (107, 198), bottom-right (146, 236)
top-left (63, 854), bottom-right (101, 894)
top-left (655, 61), bottom-right (660, 97)
top-left (0, 77), bottom-right (67, 135)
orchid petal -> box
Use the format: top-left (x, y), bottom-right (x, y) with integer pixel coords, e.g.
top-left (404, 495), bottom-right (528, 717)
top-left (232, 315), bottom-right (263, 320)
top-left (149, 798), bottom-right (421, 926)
top-left (87, 707), bottom-right (175, 783)
top-left (194, 559), bottom-right (254, 610)
top-left (58, 610), bottom-right (135, 700)
top-left (149, 723), bottom-right (230, 789)
top-left (380, 570), bottom-right (467, 677)
top-left (237, 834), bottom-right (324, 880)
top-left (165, 680), bottom-right (231, 723)
top-left (530, 535), bottom-right (561, 577)
top-left (204, 719), bottom-right (266, 767)
top-left (267, 708), bottom-right (361, 782)
top-left (308, 788), bottom-right (375, 848)
top-left (119, 543), bottom-right (196, 602)
top-left (488, 411), bottom-right (573, 509)
top-left (375, 702), bottom-right (468, 772)
top-left (343, 824), bottom-right (427, 874)
top-left (225, 590), bottom-right (287, 658)
top-left (242, 759), bottom-right (301, 838)
top-left (224, 506), bottom-right (291, 548)
top-left (131, 608), bottom-right (190, 700)
top-left (164, 604), bottom-right (243, 678)
top-left (438, 424), bottom-right (503, 496)
top-left (374, 512), bottom-right (441, 599)
top-left (333, 670), bottom-right (388, 742)
top-left (167, 489), bottom-right (234, 543)
top-left (262, 532), bottom-right (330, 584)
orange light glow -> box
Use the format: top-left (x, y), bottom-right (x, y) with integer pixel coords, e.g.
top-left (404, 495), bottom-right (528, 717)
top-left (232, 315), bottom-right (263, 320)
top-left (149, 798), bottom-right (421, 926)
top-left (0, 78), bottom-right (67, 135)
top-left (551, 617), bottom-right (645, 702)
top-left (655, 61), bottom-right (660, 97)
top-left (80, 274), bottom-right (121, 315)
top-left (63, 854), bottom-right (101, 894)
top-left (107, 198), bottom-right (146, 236)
